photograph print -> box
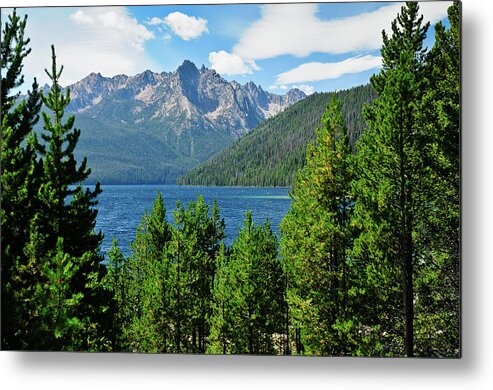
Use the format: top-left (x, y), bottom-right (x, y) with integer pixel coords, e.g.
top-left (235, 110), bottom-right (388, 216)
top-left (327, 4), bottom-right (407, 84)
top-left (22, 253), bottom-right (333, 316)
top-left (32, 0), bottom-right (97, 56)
top-left (0, 0), bottom-right (460, 357)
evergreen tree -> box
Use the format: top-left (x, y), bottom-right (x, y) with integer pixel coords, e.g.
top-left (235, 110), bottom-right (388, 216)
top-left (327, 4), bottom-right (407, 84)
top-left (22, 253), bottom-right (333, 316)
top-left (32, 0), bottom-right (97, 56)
top-left (168, 196), bottom-right (225, 353)
top-left (37, 45), bottom-right (103, 257)
top-left (209, 211), bottom-right (286, 354)
top-left (104, 239), bottom-right (128, 351)
top-left (34, 45), bottom-right (111, 350)
top-left (352, 2), bottom-right (430, 357)
top-left (34, 239), bottom-right (86, 351)
top-left (412, 0), bottom-right (461, 357)
top-left (1, 10), bottom-right (43, 349)
top-left (123, 192), bottom-right (173, 352)
top-left (122, 193), bottom-right (225, 353)
top-left (280, 97), bottom-right (354, 355)
top-left (207, 243), bottom-right (236, 354)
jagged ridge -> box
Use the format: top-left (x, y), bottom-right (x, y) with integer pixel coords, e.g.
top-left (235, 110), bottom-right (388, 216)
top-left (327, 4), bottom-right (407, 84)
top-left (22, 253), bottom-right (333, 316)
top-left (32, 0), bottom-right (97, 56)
top-left (43, 61), bottom-right (306, 184)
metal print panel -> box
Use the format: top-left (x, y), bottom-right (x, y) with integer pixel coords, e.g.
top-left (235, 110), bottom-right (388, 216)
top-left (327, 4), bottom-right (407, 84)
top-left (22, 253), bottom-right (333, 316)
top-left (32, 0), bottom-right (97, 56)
top-left (0, 0), bottom-right (461, 357)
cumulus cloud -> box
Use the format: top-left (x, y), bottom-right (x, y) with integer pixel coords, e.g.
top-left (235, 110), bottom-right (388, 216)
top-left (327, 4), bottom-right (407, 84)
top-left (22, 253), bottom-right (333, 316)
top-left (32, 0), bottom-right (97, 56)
top-left (145, 16), bottom-right (163, 26)
top-left (163, 12), bottom-right (208, 41)
top-left (70, 9), bottom-right (94, 25)
top-left (17, 7), bottom-right (159, 87)
top-left (208, 50), bottom-right (259, 76)
top-left (276, 55), bottom-right (382, 84)
top-left (69, 7), bottom-right (154, 51)
top-left (233, 2), bottom-right (450, 60)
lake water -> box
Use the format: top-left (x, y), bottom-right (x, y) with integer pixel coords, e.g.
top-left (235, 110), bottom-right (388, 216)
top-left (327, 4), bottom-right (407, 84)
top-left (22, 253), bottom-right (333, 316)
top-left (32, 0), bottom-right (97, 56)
top-left (95, 185), bottom-right (292, 256)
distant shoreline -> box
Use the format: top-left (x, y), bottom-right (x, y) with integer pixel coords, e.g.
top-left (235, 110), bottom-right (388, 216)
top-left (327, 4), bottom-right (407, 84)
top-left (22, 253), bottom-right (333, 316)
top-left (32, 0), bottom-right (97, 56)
top-left (83, 182), bottom-right (291, 189)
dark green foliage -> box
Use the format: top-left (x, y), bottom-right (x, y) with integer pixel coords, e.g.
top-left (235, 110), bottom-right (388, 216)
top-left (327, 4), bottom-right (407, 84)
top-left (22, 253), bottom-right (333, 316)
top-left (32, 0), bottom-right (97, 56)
top-left (178, 85), bottom-right (375, 187)
top-left (30, 46), bottom-right (111, 351)
top-left (1, 10), bottom-right (43, 349)
top-left (36, 46), bottom-right (103, 257)
top-left (104, 239), bottom-right (128, 351)
top-left (169, 196), bottom-right (225, 353)
top-left (112, 195), bottom-right (287, 355)
top-left (280, 97), bottom-right (355, 355)
top-left (351, 1), bottom-right (431, 357)
top-left (208, 211), bottom-right (287, 354)
top-left (412, 0), bottom-right (461, 357)
top-left (279, 1), bottom-right (459, 358)
top-left (2, 22), bottom-right (111, 350)
top-left (116, 193), bottom-right (225, 353)
top-left (121, 192), bottom-right (174, 352)
top-left (32, 238), bottom-right (85, 350)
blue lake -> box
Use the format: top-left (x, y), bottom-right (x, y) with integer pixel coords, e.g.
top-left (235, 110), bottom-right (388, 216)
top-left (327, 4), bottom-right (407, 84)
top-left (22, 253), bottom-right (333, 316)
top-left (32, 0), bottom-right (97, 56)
top-left (95, 185), bottom-right (292, 256)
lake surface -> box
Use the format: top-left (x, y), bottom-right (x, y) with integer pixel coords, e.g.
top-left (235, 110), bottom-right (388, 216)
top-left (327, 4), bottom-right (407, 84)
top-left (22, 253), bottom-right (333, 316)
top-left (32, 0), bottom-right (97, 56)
top-left (95, 185), bottom-right (292, 256)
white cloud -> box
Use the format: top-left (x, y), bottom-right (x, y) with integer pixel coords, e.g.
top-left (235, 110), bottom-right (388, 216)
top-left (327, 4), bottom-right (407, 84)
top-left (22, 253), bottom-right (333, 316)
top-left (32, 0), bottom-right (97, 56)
top-left (233, 2), bottom-right (451, 60)
top-left (268, 84), bottom-right (288, 91)
top-left (70, 9), bottom-right (94, 25)
top-left (276, 55), bottom-right (382, 84)
top-left (208, 50), bottom-right (259, 76)
top-left (145, 16), bottom-right (163, 26)
top-left (17, 7), bottom-right (159, 87)
top-left (163, 12), bottom-right (208, 41)
top-left (69, 8), bottom-right (154, 51)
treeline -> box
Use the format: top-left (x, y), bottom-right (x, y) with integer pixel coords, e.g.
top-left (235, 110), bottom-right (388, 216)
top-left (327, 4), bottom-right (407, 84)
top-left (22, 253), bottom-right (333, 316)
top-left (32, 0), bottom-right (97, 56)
top-left (280, 2), bottom-right (460, 357)
top-left (178, 84), bottom-right (376, 187)
top-left (105, 194), bottom-right (288, 353)
top-left (2, 1), bottom-right (460, 357)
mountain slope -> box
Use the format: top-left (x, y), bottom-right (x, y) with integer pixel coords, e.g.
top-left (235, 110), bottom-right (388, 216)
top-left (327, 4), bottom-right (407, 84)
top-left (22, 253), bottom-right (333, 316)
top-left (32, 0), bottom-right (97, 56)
top-left (177, 84), bottom-right (376, 187)
top-left (38, 61), bottom-right (305, 184)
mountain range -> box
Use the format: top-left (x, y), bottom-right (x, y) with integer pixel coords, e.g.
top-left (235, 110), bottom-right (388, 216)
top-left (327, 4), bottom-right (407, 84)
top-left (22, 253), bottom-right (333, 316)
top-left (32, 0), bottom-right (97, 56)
top-left (42, 60), bottom-right (306, 184)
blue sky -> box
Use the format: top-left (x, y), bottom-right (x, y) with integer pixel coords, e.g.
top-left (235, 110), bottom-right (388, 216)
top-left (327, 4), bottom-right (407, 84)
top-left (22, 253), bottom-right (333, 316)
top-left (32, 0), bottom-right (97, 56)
top-left (7, 1), bottom-right (452, 94)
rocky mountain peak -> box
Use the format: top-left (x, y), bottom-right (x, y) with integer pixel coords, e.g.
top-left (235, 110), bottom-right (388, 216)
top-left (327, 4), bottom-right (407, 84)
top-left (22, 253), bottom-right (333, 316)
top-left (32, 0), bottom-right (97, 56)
top-left (284, 88), bottom-right (307, 104)
top-left (244, 80), bottom-right (257, 91)
top-left (79, 72), bottom-right (104, 85)
top-left (177, 60), bottom-right (200, 81)
top-left (132, 69), bottom-right (160, 86)
top-left (65, 60), bottom-right (306, 138)
top-left (230, 80), bottom-right (241, 90)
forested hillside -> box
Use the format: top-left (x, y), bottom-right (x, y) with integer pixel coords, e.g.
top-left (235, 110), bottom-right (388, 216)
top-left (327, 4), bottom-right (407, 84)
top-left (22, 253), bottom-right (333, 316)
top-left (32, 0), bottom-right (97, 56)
top-left (178, 84), bottom-right (376, 187)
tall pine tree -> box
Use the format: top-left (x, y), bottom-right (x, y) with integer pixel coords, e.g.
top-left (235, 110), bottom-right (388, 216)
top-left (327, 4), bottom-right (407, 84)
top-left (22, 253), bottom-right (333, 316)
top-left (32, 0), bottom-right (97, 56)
top-left (123, 192), bottom-right (174, 352)
top-left (210, 211), bottom-right (286, 354)
top-left (280, 97), bottom-right (354, 355)
top-left (34, 45), bottom-right (111, 350)
top-left (1, 10), bottom-right (43, 349)
top-left (168, 196), bottom-right (225, 353)
top-left (412, 0), bottom-right (461, 357)
top-left (352, 2), bottom-right (430, 357)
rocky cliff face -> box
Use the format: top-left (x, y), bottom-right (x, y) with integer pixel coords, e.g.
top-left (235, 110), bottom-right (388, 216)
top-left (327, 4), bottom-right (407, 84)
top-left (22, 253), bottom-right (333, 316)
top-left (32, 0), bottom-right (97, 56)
top-left (66, 60), bottom-right (305, 139)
